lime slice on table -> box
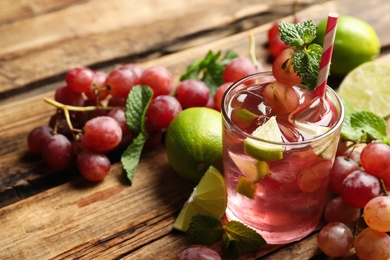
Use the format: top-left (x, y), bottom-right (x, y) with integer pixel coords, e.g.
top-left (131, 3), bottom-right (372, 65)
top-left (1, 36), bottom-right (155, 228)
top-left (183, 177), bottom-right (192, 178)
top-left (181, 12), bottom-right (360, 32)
top-left (337, 61), bottom-right (390, 118)
top-left (243, 116), bottom-right (283, 161)
top-left (173, 166), bottom-right (227, 232)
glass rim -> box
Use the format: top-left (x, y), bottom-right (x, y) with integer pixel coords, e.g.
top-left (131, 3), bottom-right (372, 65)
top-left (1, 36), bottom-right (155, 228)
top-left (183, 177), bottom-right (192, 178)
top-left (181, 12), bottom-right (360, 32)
top-left (221, 71), bottom-right (345, 146)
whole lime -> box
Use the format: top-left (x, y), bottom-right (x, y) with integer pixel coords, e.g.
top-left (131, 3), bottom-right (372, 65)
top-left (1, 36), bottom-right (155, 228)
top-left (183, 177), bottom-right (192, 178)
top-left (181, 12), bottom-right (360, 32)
top-left (165, 107), bottom-right (223, 183)
top-left (314, 15), bottom-right (380, 77)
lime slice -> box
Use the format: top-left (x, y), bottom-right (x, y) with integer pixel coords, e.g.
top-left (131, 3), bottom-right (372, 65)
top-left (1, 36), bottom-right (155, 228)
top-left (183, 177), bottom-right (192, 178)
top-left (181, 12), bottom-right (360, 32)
top-left (243, 116), bottom-right (283, 161)
top-left (230, 152), bottom-right (269, 182)
top-left (236, 177), bottom-right (256, 199)
top-left (173, 166), bottom-right (227, 232)
top-left (338, 61), bottom-right (390, 118)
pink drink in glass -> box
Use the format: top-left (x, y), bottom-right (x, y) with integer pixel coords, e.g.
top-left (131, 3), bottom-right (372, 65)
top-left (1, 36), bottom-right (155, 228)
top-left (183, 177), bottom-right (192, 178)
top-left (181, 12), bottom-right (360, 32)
top-left (222, 72), bottom-right (344, 244)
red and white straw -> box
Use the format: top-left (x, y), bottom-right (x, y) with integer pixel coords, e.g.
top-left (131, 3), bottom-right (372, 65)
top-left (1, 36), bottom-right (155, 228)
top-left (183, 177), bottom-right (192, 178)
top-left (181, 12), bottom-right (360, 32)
top-left (314, 13), bottom-right (339, 97)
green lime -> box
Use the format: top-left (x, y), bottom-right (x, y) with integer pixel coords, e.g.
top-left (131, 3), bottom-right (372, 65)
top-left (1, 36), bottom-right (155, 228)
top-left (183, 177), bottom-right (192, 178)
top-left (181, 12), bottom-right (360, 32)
top-left (314, 15), bottom-right (380, 77)
top-left (165, 107), bottom-right (223, 183)
top-left (173, 166), bottom-right (227, 232)
top-left (338, 61), bottom-right (390, 118)
top-left (236, 177), bottom-right (256, 199)
top-left (243, 116), bottom-right (283, 161)
top-left (230, 152), bottom-right (269, 182)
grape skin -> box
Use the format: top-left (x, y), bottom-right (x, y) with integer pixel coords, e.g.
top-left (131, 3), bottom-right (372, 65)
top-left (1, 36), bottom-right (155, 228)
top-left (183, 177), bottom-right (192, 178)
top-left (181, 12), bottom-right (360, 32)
top-left (147, 95), bottom-right (182, 130)
top-left (324, 196), bottom-right (361, 225)
top-left (360, 142), bottom-right (390, 178)
top-left (214, 82), bottom-right (232, 111)
top-left (340, 169), bottom-right (380, 208)
top-left (180, 246), bottom-right (221, 260)
top-left (105, 67), bottom-right (140, 98)
top-left (54, 85), bottom-right (85, 107)
top-left (329, 156), bottom-right (360, 195)
top-left (317, 222), bottom-right (353, 257)
top-left (354, 227), bottom-right (390, 260)
top-left (139, 66), bottom-right (173, 97)
top-left (41, 134), bottom-right (74, 169)
top-left (77, 150), bottom-right (110, 181)
top-left (27, 126), bottom-right (53, 154)
top-left (222, 57), bottom-right (257, 83)
top-left (82, 116), bottom-right (122, 152)
top-left (65, 67), bottom-right (94, 94)
top-left (176, 79), bottom-right (210, 109)
top-left (363, 196), bottom-right (390, 233)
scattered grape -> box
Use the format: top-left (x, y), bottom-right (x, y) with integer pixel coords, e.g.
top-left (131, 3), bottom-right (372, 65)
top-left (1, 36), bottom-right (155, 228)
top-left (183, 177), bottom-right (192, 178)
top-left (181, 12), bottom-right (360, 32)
top-left (180, 246), bottom-right (221, 260)
top-left (176, 79), bottom-right (210, 109)
top-left (41, 134), bottom-right (74, 169)
top-left (222, 57), bottom-right (257, 83)
top-left (340, 169), bottom-right (380, 208)
top-left (65, 67), bottom-right (94, 94)
top-left (354, 227), bottom-right (390, 260)
top-left (147, 95), bottom-right (182, 129)
top-left (27, 126), bottom-right (53, 154)
top-left (360, 141), bottom-right (390, 178)
top-left (328, 156), bottom-right (360, 195)
top-left (324, 196), bottom-right (361, 224)
top-left (77, 150), bottom-right (110, 181)
top-left (139, 66), bottom-right (173, 97)
top-left (317, 222), bottom-right (353, 257)
top-left (82, 116), bottom-right (122, 152)
top-left (214, 82), bottom-right (232, 111)
top-left (363, 196), bottom-right (390, 232)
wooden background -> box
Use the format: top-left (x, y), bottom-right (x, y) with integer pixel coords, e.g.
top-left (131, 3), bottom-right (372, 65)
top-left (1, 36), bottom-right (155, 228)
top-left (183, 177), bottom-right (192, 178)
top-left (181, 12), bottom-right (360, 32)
top-left (1, 0), bottom-right (389, 259)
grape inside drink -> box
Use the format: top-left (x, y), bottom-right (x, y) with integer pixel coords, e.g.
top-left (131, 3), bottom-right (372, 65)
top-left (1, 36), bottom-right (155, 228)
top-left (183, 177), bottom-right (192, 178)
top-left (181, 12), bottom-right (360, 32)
top-left (221, 72), bottom-right (344, 244)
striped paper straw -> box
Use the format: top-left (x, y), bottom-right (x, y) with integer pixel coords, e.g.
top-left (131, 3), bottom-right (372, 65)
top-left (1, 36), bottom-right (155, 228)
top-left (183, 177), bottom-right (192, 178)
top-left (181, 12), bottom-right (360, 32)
top-left (314, 13), bottom-right (339, 97)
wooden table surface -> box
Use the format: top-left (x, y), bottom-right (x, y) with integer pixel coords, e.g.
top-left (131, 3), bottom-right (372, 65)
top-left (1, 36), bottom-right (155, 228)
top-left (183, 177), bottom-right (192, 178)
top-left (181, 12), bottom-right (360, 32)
top-left (1, 0), bottom-right (390, 259)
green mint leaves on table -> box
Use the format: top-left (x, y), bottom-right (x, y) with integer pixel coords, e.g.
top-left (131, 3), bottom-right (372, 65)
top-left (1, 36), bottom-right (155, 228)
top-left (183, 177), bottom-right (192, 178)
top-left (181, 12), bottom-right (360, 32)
top-left (122, 85), bottom-right (153, 184)
top-left (180, 50), bottom-right (238, 95)
top-left (186, 215), bottom-right (266, 259)
top-left (279, 20), bottom-right (323, 90)
top-left (341, 111), bottom-right (390, 145)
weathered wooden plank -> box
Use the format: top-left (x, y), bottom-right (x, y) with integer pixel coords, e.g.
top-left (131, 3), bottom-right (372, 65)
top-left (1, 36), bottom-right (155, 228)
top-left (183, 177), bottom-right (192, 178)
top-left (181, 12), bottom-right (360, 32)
top-left (0, 0), bottom-right (324, 101)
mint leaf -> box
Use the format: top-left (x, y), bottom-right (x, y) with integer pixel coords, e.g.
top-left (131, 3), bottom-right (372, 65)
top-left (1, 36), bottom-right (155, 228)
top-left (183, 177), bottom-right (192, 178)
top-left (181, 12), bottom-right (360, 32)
top-left (121, 85), bottom-right (153, 183)
top-left (224, 221), bottom-right (266, 252)
top-left (279, 20), bottom-right (316, 48)
top-left (186, 215), bottom-right (224, 245)
top-left (292, 43), bottom-right (322, 90)
top-left (223, 237), bottom-right (240, 260)
top-left (180, 50), bottom-right (238, 95)
top-left (341, 111), bottom-right (388, 143)
top-left (121, 133), bottom-right (147, 183)
top-left (125, 85), bottom-right (153, 134)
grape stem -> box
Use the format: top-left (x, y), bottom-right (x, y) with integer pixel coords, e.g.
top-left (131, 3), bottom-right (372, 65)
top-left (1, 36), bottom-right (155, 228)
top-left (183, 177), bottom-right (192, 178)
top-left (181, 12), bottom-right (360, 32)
top-left (44, 97), bottom-right (120, 141)
top-left (248, 33), bottom-right (260, 70)
top-left (379, 178), bottom-right (389, 196)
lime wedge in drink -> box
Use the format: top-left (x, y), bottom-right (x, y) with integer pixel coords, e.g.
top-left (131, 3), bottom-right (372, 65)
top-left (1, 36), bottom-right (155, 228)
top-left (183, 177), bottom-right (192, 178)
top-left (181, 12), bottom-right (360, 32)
top-left (338, 61), bottom-right (390, 118)
top-left (232, 108), bottom-right (258, 129)
top-left (295, 121), bottom-right (336, 159)
top-left (230, 152), bottom-right (269, 182)
top-left (243, 116), bottom-right (283, 161)
top-left (173, 166), bottom-right (227, 232)
top-left (236, 177), bottom-right (257, 199)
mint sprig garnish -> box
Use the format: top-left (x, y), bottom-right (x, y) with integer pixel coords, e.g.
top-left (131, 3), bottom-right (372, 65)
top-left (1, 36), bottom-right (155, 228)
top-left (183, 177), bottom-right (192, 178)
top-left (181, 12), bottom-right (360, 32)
top-left (341, 111), bottom-right (390, 145)
top-left (186, 215), bottom-right (266, 259)
top-left (279, 20), bottom-right (323, 90)
top-left (121, 85), bottom-right (153, 184)
top-left (180, 50), bottom-right (238, 95)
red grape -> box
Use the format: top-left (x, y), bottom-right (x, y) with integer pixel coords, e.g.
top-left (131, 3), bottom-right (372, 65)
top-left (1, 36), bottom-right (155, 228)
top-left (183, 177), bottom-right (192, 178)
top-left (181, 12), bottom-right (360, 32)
top-left (180, 246), bottom-right (221, 260)
top-left (77, 150), bottom-right (110, 181)
top-left (324, 196), bottom-right (361, 224)
top-left (122, 63), bottom-right (143, 79)
top-left (85, 71), bottom-right (110, 101)
top-left (65, 67), bottom-right (94, 94)
top-left (146, 95), bottom-right (182, 129)
top-left (328, 156), bottom-right (360, 195)
top-left (360, 142), bottom-right (390, 178)
top-left (27, 126), bottom-right (53, 154)
top-left (105, 67), bottom-right (139, 98)
top-left (363, 196), bottom-right (390, 232)
top-left (82, 116), bottom-right (122, 152)
top-left (272, 48), bottom-right (302, 86)
top-left (41, 134), bottom-right (74, 169)
top-left (108, 108), bottom-right (131, 136)
top-left (269, 34), bottom-right (289, 59)
top-left (340, 169), bottom-right (380, 208)
top-left (222, 57), bottom-right (257, 83)
top-left (262, 81), bottom-right (299, 115)
top-left (317, 222), bottom-right (353, 257)
top-left (267, 22), bottom-right (279, 41)
top-left (176, 79), bottom-right (210, 109)
top-left (214, 82), bottom-right (232, 111)
top-left (54, 85), bottom-right (84, 107)
top-left (139, 66), bottom-right (173, 97)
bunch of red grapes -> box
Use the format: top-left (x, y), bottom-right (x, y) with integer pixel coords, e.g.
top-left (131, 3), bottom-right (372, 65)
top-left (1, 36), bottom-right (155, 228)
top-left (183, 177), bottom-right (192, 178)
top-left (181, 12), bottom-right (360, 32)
top-left (27, 57), bottom-right (260, 181)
